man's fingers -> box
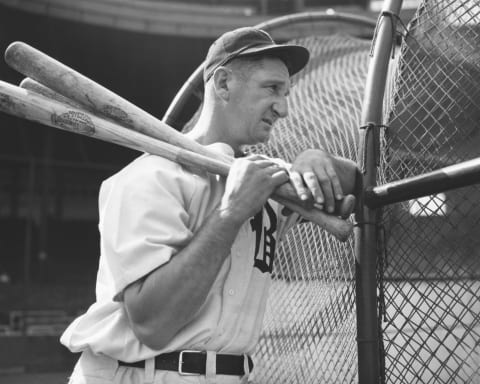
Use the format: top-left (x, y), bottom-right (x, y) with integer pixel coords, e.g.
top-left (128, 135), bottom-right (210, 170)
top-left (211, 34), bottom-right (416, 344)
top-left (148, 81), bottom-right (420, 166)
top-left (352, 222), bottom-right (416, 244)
top-left (271, 169), bottom-right (290, 185)
top-left (289, 171), bottom-right (310, 201)
top-left (314, 170), bottom-right (335, 213)
top-left (245, 154), bottom-right (270, 161)
top-left (325, 165), bottom-right (344, 200)
top-left (245, 154), bottom-right (276, 166)
top-left (256, 160), bottom-right (282, 168)
top-left (302, 171), bottom-right (324, 205)
top-left (233, 157), bottom-right (282, 171)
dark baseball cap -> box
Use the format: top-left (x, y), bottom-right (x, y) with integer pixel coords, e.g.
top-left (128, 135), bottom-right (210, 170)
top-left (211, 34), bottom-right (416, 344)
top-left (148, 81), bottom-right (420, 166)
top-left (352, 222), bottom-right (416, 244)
top-left (203, 27), bottom-right (310, 83)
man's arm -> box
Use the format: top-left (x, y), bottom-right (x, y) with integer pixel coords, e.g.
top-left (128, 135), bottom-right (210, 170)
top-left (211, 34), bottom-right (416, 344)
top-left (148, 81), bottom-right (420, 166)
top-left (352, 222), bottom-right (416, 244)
top-left (123, 156), bottom-right (289, 350)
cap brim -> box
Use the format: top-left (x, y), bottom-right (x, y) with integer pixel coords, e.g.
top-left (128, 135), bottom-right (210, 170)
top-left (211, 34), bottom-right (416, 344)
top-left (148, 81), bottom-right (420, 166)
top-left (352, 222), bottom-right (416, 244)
top-left (239, 43), bottom-right (310, 76)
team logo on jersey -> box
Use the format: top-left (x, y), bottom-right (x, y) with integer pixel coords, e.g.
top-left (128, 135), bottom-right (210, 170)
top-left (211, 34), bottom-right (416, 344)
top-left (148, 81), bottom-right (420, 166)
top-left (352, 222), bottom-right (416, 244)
top-left (250, 202), bottom-right (277, 273)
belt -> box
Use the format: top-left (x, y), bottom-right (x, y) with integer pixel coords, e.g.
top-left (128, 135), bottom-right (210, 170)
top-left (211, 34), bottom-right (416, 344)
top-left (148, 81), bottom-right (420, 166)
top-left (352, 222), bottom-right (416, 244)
top-left (118, 351), bottom-right (254, 376)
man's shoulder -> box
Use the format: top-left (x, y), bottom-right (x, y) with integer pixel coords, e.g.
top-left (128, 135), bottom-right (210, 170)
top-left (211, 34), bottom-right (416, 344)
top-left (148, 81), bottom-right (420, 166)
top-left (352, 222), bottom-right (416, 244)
top-left (129, 153), bottom-right (182, 171)
top-left (115, 154), bottom-right (195, 180)
top-left (103, 154), bottom-right (204, 194)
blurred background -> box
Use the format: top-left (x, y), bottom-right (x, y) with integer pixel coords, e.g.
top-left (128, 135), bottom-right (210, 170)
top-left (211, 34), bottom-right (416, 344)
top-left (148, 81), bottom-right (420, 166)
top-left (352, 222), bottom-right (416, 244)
top-left (0, 0), bottom-right (418, 381)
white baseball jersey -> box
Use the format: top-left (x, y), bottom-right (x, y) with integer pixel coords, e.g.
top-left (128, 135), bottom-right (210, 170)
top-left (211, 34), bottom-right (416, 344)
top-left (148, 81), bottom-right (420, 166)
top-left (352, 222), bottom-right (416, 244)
top-left (60, 143), bottom-right (297, 364)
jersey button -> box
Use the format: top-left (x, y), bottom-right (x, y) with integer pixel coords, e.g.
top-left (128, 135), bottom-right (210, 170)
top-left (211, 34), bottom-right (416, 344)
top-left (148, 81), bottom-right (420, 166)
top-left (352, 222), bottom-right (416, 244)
top-left (228, 289), bottom-right (235, 296)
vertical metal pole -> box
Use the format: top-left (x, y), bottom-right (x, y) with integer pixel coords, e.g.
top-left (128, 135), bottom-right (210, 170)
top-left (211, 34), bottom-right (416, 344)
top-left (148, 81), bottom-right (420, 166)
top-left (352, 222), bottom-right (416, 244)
top-left (355, 1), bottom-right (403, 383)
top-left (24, 157), bottom-right (36, 306)
top-left (38, 130), bottom-right (53, 282)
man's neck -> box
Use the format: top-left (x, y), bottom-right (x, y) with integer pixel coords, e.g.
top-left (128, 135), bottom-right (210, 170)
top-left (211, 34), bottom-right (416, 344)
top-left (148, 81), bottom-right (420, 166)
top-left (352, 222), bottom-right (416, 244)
top-left (186, 115), bottom-right (243, 157)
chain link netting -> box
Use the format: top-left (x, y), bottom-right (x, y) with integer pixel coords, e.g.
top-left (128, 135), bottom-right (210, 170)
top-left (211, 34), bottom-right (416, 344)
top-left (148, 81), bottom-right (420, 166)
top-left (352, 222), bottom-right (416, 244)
top-left (178, 2), bottom-right (480, 382)
top-left (247, 34), bottom-right (371, 383)
top-left (380, 1), bottom-right (480, 383)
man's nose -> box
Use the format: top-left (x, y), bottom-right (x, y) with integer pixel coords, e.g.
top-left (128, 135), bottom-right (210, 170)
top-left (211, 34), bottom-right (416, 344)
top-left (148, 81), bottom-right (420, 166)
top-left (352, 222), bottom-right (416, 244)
top-left (273, 96), bottom-right (288, 118)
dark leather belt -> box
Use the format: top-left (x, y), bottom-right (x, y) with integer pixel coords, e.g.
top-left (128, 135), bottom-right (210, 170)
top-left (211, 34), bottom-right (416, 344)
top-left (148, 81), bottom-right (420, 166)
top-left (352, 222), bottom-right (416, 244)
top-left (118, 351), bottom-right (253, 376)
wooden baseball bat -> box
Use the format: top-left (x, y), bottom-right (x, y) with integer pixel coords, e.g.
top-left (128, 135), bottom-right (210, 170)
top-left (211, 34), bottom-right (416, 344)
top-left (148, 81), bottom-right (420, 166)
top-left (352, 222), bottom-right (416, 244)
top-left (5, 42), bottom-right (233, 162)
top-left (0, 80), bottom-right (354, 240)
top-left (20, 77), bottom-right (84, 110)
top-left (7, 42), bottom-right (356, 217)
top-left (19, 77), bottom-right (356, 219)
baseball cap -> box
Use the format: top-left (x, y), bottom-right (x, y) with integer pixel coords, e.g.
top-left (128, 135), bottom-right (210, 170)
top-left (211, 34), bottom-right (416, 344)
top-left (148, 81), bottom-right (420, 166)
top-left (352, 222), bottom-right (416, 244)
top-left (203, 27), bottom-right (310, 83)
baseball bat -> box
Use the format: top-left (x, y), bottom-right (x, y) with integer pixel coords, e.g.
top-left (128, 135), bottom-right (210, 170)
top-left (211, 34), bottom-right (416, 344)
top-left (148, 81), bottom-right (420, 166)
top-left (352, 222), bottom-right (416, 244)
top-left (7, 42), bottom-right (356, 216)
top-left (20, 77), bottom-right (356, 219)
top-left (5, 42), bottom-right (233, 162)
top-left (20, 77), bottom-right (84, 110)
top-left (19, 77), bottom-right (355, 219)
top-left (0, 81), bottom-right (354, 240)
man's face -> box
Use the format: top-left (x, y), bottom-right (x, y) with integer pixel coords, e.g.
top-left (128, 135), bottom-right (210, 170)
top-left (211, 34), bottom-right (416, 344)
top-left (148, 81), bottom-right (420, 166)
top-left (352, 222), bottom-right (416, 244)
top-left (227, 56), bottom-right (291, 146)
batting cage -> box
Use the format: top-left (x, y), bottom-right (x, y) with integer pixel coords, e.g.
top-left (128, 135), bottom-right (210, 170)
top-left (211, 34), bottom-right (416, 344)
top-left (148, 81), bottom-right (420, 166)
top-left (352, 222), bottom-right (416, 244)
top-left (163, 1), bottom-right (480, 383)
top-left (163, 12), bottom-right (375, 383)
top-left (0, 0), bottom-right (479, 383)
top-left (377, 1), bottom-right (480, 383)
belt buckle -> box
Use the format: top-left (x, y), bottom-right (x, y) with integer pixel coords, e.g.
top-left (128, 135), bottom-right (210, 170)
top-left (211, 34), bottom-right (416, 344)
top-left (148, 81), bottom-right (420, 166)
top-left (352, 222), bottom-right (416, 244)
top-left (178, 350), bottom-right (202, 376)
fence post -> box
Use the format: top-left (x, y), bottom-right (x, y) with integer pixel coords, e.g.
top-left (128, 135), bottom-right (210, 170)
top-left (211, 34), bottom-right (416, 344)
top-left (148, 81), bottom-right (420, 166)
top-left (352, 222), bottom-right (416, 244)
top-left (355, 1), bottom-right (403, 383)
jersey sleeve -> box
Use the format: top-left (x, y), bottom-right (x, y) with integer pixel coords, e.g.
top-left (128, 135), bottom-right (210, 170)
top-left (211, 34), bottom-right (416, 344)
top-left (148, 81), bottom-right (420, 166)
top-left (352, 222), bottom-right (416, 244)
top-left (98, 155), bottom-right (196, 299)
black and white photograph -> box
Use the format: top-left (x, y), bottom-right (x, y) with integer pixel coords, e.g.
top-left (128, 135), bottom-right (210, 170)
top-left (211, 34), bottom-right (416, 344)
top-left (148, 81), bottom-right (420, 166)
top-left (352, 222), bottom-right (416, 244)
top-left (0, 1), bottom-right (478, 383)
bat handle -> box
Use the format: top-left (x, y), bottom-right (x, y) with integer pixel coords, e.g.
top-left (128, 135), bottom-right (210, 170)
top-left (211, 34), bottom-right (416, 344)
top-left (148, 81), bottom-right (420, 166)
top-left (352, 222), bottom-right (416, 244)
top-left (273, 195), bottom-right (353, 242)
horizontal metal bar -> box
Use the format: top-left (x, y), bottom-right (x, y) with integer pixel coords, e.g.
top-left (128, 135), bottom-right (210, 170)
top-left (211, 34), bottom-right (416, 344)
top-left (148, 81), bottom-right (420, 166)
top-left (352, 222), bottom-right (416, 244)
top-left (365, 157), bottom-right (480, 208)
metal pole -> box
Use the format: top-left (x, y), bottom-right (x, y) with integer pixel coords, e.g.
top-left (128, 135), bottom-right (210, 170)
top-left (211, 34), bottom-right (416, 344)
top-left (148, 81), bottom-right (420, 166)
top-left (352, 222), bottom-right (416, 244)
top-left (23, 157), bottom-right (36, 314)
top-left (365, 156), bottom-right (480, 208)
top-left (355, 1), bottom-right (403, 383)
top-left (38, 130), bottom-right (53, 282)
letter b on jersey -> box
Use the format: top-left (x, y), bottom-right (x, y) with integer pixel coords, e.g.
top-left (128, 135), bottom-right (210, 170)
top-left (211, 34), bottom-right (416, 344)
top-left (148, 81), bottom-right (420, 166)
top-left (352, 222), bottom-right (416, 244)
top-left (250, 202), bottom-right (277, 273)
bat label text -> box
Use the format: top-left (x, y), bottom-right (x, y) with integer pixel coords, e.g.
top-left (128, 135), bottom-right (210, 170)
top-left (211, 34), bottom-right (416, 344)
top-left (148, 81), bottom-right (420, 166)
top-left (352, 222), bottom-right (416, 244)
top-left (51, 111), bottom-right (96, 136)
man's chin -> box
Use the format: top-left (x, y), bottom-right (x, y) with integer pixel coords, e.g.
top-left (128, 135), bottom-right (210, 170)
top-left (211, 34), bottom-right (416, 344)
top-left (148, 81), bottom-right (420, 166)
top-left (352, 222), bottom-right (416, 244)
top-left (258, 134), bottom-right (271, 144)
top-left (247, 130), bottom-right (271, 145)
top-left (259, 129), bottom-right (272, 143)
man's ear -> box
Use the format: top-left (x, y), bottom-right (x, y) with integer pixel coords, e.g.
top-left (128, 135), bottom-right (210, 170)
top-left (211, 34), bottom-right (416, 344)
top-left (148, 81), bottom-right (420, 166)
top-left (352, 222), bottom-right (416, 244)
top-left (212, 66), bottom-right (231, 101)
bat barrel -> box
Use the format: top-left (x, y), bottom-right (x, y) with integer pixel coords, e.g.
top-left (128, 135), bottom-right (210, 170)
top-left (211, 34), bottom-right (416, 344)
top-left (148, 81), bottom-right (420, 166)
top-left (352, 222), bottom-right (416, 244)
top-left (5, 41), bottom-right (234, 164)
top-left (0, 80), bottom-right (231, 175)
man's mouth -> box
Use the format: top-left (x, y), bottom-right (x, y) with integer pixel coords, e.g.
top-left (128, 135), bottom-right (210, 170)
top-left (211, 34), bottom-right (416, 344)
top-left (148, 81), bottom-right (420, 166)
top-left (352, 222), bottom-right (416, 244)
top-left (262, 118), bottom-right (274, 127)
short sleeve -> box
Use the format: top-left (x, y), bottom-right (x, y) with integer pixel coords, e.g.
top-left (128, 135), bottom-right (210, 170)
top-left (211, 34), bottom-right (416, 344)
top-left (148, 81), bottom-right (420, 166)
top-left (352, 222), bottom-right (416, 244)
top-left (98, 155), bottom-right (196, 298)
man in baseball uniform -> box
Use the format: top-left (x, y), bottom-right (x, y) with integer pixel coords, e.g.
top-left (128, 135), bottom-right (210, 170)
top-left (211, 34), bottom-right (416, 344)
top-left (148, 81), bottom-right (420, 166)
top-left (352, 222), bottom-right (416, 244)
top-left (61, 27), bottom-right (349, 384)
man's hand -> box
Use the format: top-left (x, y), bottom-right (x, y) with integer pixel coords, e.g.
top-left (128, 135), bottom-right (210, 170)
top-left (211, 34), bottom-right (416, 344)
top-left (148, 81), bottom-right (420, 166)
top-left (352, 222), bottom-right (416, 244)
top-left (219, 155), bottom-right (289, 223)
top-left (289, 149), bottom-right (344, 214)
